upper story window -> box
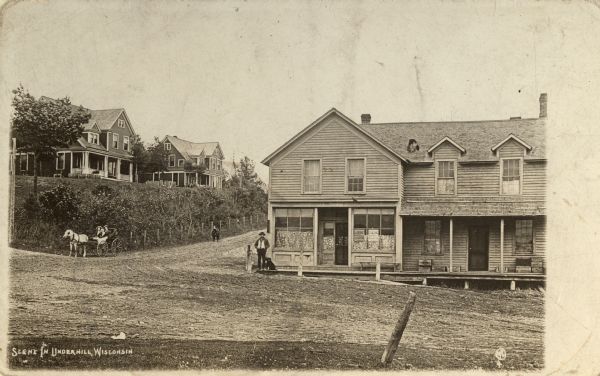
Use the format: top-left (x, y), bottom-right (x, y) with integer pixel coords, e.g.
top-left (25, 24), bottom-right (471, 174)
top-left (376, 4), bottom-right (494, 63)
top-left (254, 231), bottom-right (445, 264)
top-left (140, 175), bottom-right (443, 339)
top-left (87, 132), bottom-right (99, 145)
top-left (165, 143), bottom-right (171, 151)
top-left (217, 159), bottom-right (222, 170)
top-left (168, 154), bottom-right (175, 167)
top-left (118, 119), bottom-right (125, 128)
top-left (423, 220), bottom-right (442, 255)
top-left (501, 158), bottom-right (522, 195)
top-left (346, 158), bottom-right (366, 193)
top-left (178, 159), bottom-right (184, 167)
top-left (205, 157), bottom-right (210, 168)
top-left (436, 160), bottom-right (456, 195)
top-left (123, 136), bottom-right (130, 151)
top-left (112, 134), bottom-right (119, 149)
top-left (302, 159), bottom-right (321, 194)
top-left (195, 157), bottom-right (201, 166)
top-left (515, 219), bottom-right (534, 254)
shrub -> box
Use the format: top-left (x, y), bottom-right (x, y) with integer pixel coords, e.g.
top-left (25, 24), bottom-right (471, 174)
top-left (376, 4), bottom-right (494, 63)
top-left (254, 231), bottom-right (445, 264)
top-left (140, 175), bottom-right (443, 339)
top-left (38, 184), bottom-right (80, 224)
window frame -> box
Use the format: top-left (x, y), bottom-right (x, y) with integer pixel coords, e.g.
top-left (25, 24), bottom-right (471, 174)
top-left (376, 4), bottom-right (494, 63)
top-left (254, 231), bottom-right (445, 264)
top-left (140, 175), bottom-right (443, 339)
top-left (345, 157), bottom-right (367, 194)
top-left (19, 153), bottom-right (29, 171)
top-left (423, 219), bottom-right (443, 255)
top-left (165, 143), bottom-right (172, 151)
top-left (118, 119), bottom-right (125, 128)
top-left (168, 154), bottom-right (176, 167)
top-left (112, 134), bottom-right (119, 149)
top-left (435, 159), bottom-right (457, 195)
top-left (178, 159), bottom-right (184, 167)
top-left (514, 218), bottom-right (535, 255)
top-left (56, 152), bottom-right (65, 170)
top-left (301, 158), bottom-right (322, 195)
top-left (500, 157), bottom-right (523, 195)
top-left (123, 136), bottom-right (130, 151)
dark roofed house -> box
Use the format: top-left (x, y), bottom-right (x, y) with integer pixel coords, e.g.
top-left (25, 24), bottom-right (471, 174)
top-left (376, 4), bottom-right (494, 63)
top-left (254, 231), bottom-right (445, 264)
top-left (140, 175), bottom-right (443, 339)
top-left (14, 97), bottom-right (138, 182)
top-left (155, 135), bottom-right (225, 188)
top-left (260, 94), bottom-right (547, 286)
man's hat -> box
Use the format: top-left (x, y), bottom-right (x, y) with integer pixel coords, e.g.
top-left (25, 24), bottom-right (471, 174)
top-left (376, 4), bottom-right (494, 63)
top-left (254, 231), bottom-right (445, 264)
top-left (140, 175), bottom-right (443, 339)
top-left (259, 231), bottom-right (265, 236)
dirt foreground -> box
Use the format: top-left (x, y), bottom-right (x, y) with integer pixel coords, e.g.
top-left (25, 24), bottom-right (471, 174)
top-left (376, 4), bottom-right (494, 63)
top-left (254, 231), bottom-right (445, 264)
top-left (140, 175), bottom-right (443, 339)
top-left (8, 230), bottom-right (544, 370)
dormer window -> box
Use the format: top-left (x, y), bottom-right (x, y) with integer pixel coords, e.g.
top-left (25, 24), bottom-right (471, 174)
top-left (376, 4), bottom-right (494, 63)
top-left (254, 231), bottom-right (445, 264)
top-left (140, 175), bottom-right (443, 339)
top-left (165, 143), bottom-right (171, 151)
top-left (87, 132), bottom-right (99, 145)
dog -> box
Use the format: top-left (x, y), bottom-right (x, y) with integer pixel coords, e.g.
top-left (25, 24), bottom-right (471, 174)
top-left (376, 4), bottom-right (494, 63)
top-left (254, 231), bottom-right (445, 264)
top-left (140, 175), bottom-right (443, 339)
top-left (63, 229), bottom-right (89, 258)
top-left (264, 257), bottom-right (277, 271)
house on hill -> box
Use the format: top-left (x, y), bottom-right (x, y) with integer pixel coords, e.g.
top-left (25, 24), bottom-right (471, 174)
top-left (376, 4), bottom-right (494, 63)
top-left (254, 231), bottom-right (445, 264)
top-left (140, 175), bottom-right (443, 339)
top-left (15, 98), bottom-right (137, 182)
top-left (261, 94), bottom-right (547, 276)
top-left (155, 135), bottom-right (226, 188)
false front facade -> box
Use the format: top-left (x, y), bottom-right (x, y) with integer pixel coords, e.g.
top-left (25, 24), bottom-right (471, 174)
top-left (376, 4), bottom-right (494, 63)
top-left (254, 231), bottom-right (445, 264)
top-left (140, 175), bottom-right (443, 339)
top-left (262, 94), bottom-right (547, 274)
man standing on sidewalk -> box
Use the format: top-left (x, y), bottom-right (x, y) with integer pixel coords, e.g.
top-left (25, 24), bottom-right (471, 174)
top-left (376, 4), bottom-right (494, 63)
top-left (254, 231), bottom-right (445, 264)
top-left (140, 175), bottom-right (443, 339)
top-left (254, 231), bottom-right (270, 271)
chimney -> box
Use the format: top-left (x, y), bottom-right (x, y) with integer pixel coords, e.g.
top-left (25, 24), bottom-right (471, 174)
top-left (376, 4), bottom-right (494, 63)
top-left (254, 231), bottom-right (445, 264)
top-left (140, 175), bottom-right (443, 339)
top-left (361, 113), bottom-right (371, 124)
top-left (539, 93), bottom-right (547, 118)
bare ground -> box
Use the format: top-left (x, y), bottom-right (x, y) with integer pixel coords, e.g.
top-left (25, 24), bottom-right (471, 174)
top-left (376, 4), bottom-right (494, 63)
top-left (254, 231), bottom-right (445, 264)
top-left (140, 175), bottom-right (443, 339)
top-left (8, 230), bottom-right (544, 370)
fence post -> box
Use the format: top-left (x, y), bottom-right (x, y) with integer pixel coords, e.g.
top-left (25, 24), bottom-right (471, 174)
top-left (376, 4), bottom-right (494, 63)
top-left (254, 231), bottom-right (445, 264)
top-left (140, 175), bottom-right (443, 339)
top-left (381, 292), bottom-right (417, 366)
top-left (219, 221), bottom-right (222, 230)
top-left (201, 222), bottom-right (204, 232)
top-left (228, 218), bottom-right (231, 228)
top-left (376, 262), bottom-right (381, 281)
top-left (246, 245), bottom-right (252, 273)
top-left (250, 215), bottom-right (253, 226)
top-left (143, 230), bottom-right (147, 248)
top-left (243, 217), bottom-right (246, 227)
top-left (157, 229), bottom-right (160, 243)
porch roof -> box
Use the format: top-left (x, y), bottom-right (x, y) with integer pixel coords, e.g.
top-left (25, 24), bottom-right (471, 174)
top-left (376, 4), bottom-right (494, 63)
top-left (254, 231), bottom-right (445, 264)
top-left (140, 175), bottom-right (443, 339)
top-left (400, 200), bottom-right (545, 216)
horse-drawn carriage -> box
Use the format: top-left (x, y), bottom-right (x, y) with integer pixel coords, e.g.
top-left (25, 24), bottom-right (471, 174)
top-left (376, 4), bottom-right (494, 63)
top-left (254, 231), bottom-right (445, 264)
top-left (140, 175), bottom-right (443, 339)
top-left (63, 226), bottom-right (125, 257)
top-left (91, 227), bottom-right (124, 256)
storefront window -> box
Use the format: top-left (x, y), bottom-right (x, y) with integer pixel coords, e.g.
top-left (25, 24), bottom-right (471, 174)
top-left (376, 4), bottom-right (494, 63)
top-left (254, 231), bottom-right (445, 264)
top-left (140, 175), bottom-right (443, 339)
top-left (274, 208), bottom-right (314, 251)
top-left (353, 208), bottom-right (395, 251)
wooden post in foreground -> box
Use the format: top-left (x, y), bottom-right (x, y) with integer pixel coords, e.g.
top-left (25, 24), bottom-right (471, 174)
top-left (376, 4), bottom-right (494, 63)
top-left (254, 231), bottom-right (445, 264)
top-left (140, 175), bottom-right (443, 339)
top-left (381, 291), bottom-right (417, 366)
top-left (376, 262), bottom-right (381, 281)
top-left (246, 245), bottom-right (252, 273)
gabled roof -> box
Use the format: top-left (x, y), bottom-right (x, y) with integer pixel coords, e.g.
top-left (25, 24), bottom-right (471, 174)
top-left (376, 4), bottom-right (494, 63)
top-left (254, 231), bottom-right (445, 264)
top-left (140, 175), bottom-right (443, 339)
top-left (491, 134), bottom-right (533, 152)
top-left (261, 108), bottom-right (407, 165)
top-left (40, 96), bottom-right (136, 135)
top-left (427, 136), bottom-right (466, 154)
top-left (164, 135), bottom-right (223, 160)
top-left (358, 117), bottom-right (545, 162)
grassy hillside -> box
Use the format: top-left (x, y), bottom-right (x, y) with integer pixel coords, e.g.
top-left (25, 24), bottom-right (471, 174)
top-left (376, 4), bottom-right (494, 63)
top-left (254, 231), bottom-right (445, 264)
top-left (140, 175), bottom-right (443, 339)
top-left (11, 175), bottom-right (266, 253)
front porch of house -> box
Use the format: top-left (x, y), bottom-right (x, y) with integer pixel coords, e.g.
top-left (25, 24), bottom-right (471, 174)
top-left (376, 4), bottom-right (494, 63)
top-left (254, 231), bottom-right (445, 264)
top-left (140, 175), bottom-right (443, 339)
top-left (57, 151), bottom-right (133, 182)
top-left (150, 171), bottom-right (222, 188)
top-left (267, 204), bottom-right (546, 276)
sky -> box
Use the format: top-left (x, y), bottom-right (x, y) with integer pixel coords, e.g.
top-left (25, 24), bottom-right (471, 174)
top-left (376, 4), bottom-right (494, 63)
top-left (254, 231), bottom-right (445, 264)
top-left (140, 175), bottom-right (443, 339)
top-left (2, 0), bottom-right (598, 181)
top-left (2, 2), bottom-right (600, 371)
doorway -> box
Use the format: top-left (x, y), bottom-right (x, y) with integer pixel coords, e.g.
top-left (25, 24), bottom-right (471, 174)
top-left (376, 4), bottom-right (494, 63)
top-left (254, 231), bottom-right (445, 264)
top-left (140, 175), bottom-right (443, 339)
top-left (334, 222), bottom-right (348, 265)
top-left (468, 226), bottom-right (489, 271)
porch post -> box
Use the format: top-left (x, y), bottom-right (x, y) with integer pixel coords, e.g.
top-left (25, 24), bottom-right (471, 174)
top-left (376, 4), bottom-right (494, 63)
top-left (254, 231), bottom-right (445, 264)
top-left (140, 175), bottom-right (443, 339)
top-left (69, 151), bottom-right (73, 172)
top-left (347, 208), bottom-right (353, 267)
top-left (196, 172), bottom-right (198, 186)
top-left (313, 208), bottom-right (318, 266)
top-left (129, 161), bottom-right (133, 182)
top-left (500, 218), bottom-right (505, 273)
top-left (449, 218), bottom-right (454, 272)
top-left (116, 158), bottom-right (121, 180)
top-left (104, 155), bottom-right (109, 177)
top-left (396, 208), bottom-right (403, 271)
top-left (84, 152), bottom-right (89, 174)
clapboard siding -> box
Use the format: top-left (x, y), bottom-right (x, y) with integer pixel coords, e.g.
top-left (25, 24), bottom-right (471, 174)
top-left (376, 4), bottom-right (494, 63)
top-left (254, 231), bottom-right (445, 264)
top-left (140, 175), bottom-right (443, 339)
top-left (403, 217), bottom-right (545, 272)
top-left (432, 142), bottom-right (461, 159)
top-left (498, 139), bottom-right (526, 158)
top-left (404, 161), bottom-right (545, 200)
top-left (270, 116), bottom-right (400, 201)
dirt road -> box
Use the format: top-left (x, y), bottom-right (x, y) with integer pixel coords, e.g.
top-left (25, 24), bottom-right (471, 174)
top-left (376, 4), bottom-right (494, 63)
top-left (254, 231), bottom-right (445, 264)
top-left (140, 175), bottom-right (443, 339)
top-left (9, 230), bottom-right (544, 370)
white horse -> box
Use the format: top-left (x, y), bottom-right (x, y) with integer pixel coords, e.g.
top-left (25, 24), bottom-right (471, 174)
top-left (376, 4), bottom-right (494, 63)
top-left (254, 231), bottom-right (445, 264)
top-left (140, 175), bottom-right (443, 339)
top-left (63, 229), bottom-right (89, 257)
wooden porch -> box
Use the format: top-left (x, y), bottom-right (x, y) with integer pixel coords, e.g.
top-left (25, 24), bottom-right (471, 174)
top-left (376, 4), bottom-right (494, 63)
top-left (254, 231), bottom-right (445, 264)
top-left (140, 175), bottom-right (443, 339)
top-left (258, 265), bottom-right (545, 289)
